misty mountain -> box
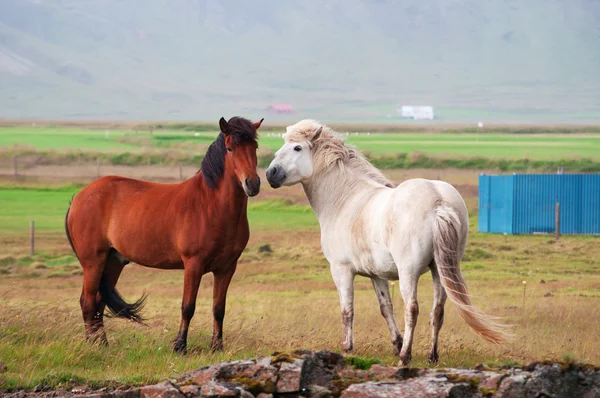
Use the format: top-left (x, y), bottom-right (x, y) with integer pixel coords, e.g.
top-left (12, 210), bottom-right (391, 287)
top-left (1, 0), bottom-right (599, 122)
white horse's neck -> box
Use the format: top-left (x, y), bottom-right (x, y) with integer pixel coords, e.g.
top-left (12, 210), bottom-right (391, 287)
top-left (302, 165), bottom-right (381, 225)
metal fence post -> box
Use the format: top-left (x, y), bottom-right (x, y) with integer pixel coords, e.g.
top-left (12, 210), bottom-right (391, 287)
top-left (30, 220), bottom-right (35, 256)
top-left (555, 199), bottom-right (560, 241)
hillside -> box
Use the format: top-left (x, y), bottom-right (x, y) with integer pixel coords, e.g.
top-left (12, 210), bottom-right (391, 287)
top-left (1, 0), bottom-right (599, 122)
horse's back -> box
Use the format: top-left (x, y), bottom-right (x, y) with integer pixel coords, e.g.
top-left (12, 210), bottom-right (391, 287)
top-left (68, 176), bottom-right (186, 267)
top-left (394, 178), bottom-right (467, 220)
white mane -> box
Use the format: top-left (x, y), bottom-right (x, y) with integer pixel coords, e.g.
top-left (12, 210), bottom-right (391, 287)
top-left (283, 119), bottom-right (393, 188)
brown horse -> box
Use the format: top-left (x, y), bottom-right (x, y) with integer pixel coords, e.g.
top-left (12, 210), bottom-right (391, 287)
top-left (65, 116), bottom-right (263, 353)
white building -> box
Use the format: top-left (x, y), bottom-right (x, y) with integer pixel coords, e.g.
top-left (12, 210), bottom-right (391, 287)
top-left (397, 105), bottom-right (435, 120)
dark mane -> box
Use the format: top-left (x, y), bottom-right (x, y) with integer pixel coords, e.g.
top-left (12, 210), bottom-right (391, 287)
top-left (200, 117), bottom-right (258, 190)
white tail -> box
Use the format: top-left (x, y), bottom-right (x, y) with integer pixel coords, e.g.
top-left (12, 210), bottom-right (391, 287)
top-left (432, 203), bottom-right (513, 344)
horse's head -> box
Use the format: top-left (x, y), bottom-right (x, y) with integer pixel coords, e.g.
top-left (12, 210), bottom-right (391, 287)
top-left (219, 116), bottom-right (263, 196)
top-left (266, 119), bottom-right (323, 188)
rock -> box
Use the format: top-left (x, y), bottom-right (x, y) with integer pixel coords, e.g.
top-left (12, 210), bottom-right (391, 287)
top-left (258, 245), bottom-right (272, 253)
top-left (139, 381), bottom-right (184, 398)
top-left (183, 365), bottom-right (220, 385)
top-left (199, 381), bottom-right (239, 397)
top-left (71, 385), bottom-right (88, 394)
top-left (299, 350), bottom-right (345, 392)
top-left (341, 377), bottom-right (474, 398)
top-left (276, 359), bottom-right (303, 393)
top-left (238, 390), bottom-right (255, 398)
top-left (81, 390), bottom-right (140, 398)
top-left (496, 373), bottom-right (528, 397)
top-left (7, 351), bottom-right (600, 398)
top-left (304, 384), bottom-right (334, 398)
top-left (179, 384), bottom-right (200, 396)
top-left (369, 364), bottom-right (400, 380)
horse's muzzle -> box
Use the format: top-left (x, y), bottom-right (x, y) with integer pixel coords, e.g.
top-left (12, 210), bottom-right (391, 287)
top-left (266, 165), bottom-right (286, 189)
top-left (243, 177), bottom-right (260, 197)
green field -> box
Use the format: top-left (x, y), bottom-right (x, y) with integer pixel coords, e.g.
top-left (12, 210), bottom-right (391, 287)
top-left (0, 186), bottom-right (318, 234)
top-left (2, 126), bottom-right (600, 160)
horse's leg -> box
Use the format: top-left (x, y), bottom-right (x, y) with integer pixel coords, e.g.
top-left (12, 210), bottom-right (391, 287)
top-left (371, 277), bottom-right (403, 355)
top-left (174, 259), bottom-right (204, 354)
top-left (331, 263), bottom-right (355, 354)
top-left (428, 265), bottom-right (447, 365)
top-left (210, 263), bottom-right (237, 352)
top-left (94, 254), bottom-right (126, 342)
top-left (80, 254), bottom-right (108, 345)
top-left (397, 268), bottom-right (420, 366)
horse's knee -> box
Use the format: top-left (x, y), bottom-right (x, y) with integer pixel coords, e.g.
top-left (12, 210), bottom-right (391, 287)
top-left (406, 301), bottom-right (418, 317)
top-left (379, 302), bottom-right (393, 318)
top-left (181, 302), bottom-right (196, 320)
top-left (341, 307), bottom-right (354, 324)
top-left (213, 304), bottom-right (225, 323)
top-left (432, 304), bottom-right (444, 327)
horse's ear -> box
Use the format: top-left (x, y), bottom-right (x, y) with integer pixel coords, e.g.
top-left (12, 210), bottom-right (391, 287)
top-left (313, 126), bottom-right (323, 141)
top-left (219, 117), bottom-right (228, 135)
top-left (253, 118), bottom-right (264, 130)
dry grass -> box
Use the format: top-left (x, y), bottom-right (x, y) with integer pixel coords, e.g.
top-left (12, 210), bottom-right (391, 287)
top-left (1, 169), bottom-right (599, 391)
top-left (1, 227), bottom-right (599, 390)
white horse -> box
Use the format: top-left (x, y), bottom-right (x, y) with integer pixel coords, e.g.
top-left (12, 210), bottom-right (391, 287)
top-left (266, 120), bottom-right (511, 366)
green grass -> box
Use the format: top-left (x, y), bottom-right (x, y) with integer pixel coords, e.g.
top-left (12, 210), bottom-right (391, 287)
top-left (0, 127), bottom-right (138, 152)
top-left (0, 185), bottom-right (81, 232)
top-left (0, 186), bottom-right (318, 234)
top-left (344, 133), bottom-right (600, 159)
top-left (3, 126), bottom-right (600, 160)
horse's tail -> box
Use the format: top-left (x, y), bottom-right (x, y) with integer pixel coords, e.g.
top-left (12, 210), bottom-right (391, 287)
top-left (65, 199), bottom-right (78, 260)
top-left (66, 199), bottom-right (146, 323)
top-left (432, 202), bottom-right (513, 344)
top-left (99, 278), bottom-right (147, 323)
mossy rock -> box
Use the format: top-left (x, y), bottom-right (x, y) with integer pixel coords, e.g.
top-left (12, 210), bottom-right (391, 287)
top-left (229, 376), bottom-right (275, 395)
top-left (480, 387), bottom-right (497, 397)
top-left (446, 373), bottom-right (480, 391)
top-left (270, 352), bottom-right (302, 364)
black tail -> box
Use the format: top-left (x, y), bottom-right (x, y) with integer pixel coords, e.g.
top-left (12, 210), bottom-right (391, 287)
top-left (99, 279), bottom-right (147, 323)
top-left (66, 200), bottom-right (146, 323)
top-left (65, 201), bottom-right (79, 260)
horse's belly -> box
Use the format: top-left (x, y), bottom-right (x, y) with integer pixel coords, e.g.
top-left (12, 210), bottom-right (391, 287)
top-left (351, 246), bottom-right (398, 280)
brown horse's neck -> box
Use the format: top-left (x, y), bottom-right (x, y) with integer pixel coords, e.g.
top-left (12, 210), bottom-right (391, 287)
top-left (193, 166), bottom-right (248, 212)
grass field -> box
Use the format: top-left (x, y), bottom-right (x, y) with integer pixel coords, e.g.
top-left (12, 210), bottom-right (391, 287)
top-left (2, 126), bottom-right (600, 160)
top-left (1, 177), bottom-right (599, 391)
top-left (0, 186), bottom-right (318, 233)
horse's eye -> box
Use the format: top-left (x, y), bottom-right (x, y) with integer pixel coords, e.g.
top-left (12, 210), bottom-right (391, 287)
top-left (227, 147), bottom-right (233, 152)
top-left (294, 145), bottom-right (302, 152)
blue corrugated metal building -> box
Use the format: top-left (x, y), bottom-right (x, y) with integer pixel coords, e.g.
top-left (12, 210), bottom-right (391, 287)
top-left (479, 174), bottom-right (600, 235)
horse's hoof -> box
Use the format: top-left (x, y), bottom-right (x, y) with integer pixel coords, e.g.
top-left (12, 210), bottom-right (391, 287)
top-left (398, 352), bottom-right (412, 367)
top-left (86, 332), bottom-right (108, 346)
top-left (210, 340), bottom-right (223, 353)
top-left (392, 336), bottom-right (402, 357)
top-left (427, 352), bottom-right (439, 365)
top-left (173, 340), bottom-right (187, 355)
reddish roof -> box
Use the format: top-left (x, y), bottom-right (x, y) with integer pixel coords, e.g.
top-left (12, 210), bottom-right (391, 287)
top-left (268, 104), bottom-right (294, 111)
